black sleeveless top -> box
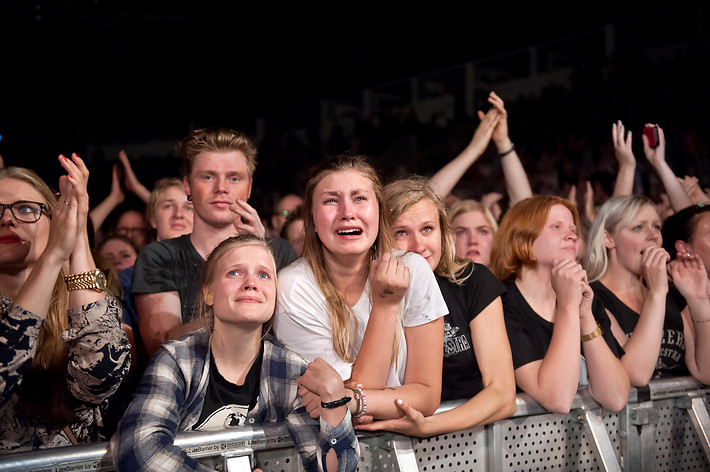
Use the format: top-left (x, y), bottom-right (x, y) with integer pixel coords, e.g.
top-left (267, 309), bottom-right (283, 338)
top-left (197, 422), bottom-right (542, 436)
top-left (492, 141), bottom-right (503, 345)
top-left (590, 281), bottom-right (688, 379)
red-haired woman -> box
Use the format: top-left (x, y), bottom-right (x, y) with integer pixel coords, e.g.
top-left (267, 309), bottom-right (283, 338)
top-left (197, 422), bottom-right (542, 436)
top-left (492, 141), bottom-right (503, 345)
top-left (490, 195), bottom-right (629, 413)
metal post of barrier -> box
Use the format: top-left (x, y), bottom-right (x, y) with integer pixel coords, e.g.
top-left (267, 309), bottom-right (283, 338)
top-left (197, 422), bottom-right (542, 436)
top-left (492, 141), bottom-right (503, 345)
top-left (390, 434), bottom-right (420, 472)
top-left (622, 401), bottom-right (659, 472)
top-left (223, 450), bottom-right (255, 472)
top-left (572, 408), bottom-right (622, 472)
top-left (486, 421), bottom-right (504, 472)
top-left (356, 432), bottom-right (410, 471)
top-left (675, 392), bottom-right (710, 462)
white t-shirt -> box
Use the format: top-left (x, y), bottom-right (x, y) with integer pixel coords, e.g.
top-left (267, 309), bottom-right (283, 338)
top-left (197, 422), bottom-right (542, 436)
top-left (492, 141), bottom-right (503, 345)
top-left (274, 251), bottom-right (448, 386)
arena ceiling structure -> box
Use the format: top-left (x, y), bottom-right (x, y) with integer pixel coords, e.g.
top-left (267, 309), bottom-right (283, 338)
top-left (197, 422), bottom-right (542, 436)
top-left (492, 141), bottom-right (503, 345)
top-left (0, 0), bottom-right (702, 165)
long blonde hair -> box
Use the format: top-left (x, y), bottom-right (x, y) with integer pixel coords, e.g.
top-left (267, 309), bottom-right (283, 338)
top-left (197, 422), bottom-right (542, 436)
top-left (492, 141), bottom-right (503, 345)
top-left (302, 155), bottom-right (398, 362)
top-left (384, 176), bottom-right (471, 284)
top-left (584, 195), bottom-right (656, 282)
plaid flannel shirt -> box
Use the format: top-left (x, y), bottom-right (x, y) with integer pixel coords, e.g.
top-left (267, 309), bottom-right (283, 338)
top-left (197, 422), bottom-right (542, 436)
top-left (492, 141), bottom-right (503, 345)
top-left (111, 330), bottom-right (359, 472)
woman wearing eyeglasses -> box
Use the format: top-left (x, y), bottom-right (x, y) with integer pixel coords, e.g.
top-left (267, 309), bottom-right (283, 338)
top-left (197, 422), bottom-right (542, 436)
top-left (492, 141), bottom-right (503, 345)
top-left (0, 157), bottom-right (130, 453)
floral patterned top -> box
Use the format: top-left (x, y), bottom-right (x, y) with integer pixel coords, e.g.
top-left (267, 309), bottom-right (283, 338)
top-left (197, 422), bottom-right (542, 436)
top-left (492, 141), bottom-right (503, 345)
top-left (0, 294), bottom-right (131, 453)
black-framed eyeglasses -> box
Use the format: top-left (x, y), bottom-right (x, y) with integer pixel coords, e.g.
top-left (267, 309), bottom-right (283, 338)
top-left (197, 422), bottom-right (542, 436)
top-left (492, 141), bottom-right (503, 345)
top-left (0, 201), bottom-right (47, 223)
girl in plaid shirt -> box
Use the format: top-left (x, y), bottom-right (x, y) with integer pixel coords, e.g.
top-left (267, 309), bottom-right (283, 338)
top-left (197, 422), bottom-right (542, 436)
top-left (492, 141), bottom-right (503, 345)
top-left (111, 235), bottom-right (358, 471)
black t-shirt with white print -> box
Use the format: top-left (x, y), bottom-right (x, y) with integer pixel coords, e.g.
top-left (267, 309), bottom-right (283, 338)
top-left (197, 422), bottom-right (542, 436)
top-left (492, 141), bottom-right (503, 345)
top-left (591, 281), bottom-right (688, 379)
top-left (193, 345), bottom-right (263, 431)
top-left (439, 263), bottom-right (506, 401)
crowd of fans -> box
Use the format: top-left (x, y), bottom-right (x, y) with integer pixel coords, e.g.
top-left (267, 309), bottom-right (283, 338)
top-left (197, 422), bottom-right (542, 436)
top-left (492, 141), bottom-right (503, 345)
top-left (1, 83), bottom-right (709, 471)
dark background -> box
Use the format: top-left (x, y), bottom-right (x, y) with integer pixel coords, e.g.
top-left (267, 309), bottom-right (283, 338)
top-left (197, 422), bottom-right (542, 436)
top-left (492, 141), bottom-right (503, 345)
top-left (0, 1), bottom-right (657, 149)
top-left (1, 0), bottom-right (708, 223)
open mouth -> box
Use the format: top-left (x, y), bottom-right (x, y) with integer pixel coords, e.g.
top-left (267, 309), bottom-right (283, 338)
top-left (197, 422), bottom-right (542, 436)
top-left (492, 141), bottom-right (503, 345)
top-left (337, 228), bottom-right (363, 236)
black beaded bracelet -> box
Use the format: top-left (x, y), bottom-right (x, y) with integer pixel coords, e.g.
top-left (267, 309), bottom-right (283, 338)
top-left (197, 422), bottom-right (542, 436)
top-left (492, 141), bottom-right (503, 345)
top-left (497, 143), bottom-right (515, 158)
top-left (321, 396), bottom-right (352, 410)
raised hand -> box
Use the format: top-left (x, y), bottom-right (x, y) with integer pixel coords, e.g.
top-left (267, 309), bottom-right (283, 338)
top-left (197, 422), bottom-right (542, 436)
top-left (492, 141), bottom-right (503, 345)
top-left (669, 253), bottom-right (708, 301)
top-left (678, 175), bottom-right (710, 204)
top-left (110, 163), bottom-right (126, 204)
top-left (43, 174), bottom-right (79, 266)
top-left (567, 184), bottom-right (577, 207)
top-left (58, 153), bottom-right (90, 241)
top-left (642, 124), bottom-right (666, 168)
top-left (641, 246), bottom-right (670, 296)
top-left (369, 252), bottom-right (409, 307)
top-left (485, 91), bottom-right (511, 149)
top-left (118, 150), bottom-right (140, 194)
top-left (230, 199), bottom-right (266, 238)
top-left (468, 106), bottom-right (500, 156)
top-left (612, 121), bottom-right (635, 168)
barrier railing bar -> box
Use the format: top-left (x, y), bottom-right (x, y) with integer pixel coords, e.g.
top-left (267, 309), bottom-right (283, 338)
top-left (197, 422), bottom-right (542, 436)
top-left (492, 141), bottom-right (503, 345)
top-left (646, 376), bottom-right (707, 400)
top-left (1, 377), bottom-right (707, 472)
top-left (0, 442), bottom-right (109, 472)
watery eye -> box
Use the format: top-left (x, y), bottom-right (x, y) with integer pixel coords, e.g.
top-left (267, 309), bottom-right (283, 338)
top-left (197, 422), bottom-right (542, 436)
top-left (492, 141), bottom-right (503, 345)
top-left (258, 272), bottom-right (271, 279)
top-left (15, 203), bottom-right (38, 214)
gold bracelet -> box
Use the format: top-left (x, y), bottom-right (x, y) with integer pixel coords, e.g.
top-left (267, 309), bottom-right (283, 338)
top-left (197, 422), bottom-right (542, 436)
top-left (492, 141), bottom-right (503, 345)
top-left (581, 322), bottom-right (603, 342)
top-left (348, 388), bottom-right (361, 416)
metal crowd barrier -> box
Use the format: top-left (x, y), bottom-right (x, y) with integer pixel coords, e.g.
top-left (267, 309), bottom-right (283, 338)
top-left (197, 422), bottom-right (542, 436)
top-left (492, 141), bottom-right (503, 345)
top-left (1, 376), bottom-right (708, 472)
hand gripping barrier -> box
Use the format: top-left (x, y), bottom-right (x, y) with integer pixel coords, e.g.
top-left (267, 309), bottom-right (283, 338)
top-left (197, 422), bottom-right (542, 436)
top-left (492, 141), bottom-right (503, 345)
top-left (0, 376), bottom-right (708, 471)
